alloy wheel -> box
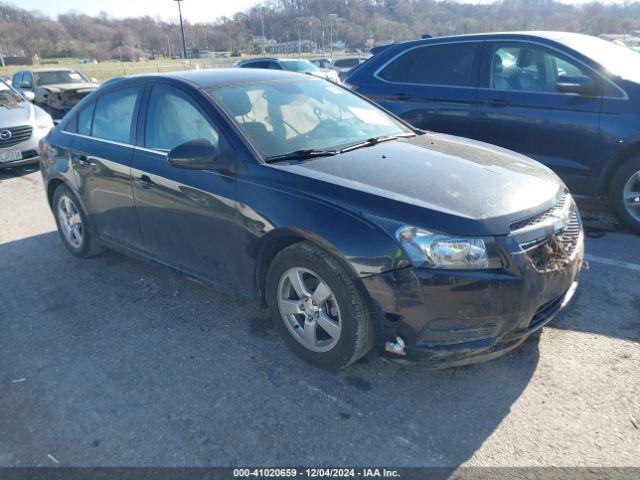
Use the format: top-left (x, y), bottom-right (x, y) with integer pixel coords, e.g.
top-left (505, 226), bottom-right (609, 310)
top-left (277, 267), bottom-right (342, 352)
top-left (623, 170), bottom-right (640, 223)
top-left (57, 195), bottom-right (84, 249)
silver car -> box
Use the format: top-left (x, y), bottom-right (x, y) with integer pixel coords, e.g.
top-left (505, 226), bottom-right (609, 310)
top-left (0, 80), bottom-right (53, 170)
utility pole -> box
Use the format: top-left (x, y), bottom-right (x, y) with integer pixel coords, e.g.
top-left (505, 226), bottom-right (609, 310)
top-left (328, 14), bottom-right (337, 60)
top-left (174, 0), bottom-right (188, 60)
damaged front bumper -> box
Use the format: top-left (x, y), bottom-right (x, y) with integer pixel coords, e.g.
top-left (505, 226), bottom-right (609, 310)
top-left (362, 233), bottom-right (584, 368)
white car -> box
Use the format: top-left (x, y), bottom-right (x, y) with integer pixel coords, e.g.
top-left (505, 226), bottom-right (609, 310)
top-left (0, 80), bottom-right (53, 170)
top-left (236, 58), bottom-right (341, 83)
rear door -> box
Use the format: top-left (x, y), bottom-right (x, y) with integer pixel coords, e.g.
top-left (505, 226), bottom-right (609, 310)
top-left (130, 82), bottom-right (241, 285)
top-left (474, 40), bottom-right (602, 193)
top-left (66, 83), bottom-right (145, 248)
top-left (375, 41), bottom-right (483, 137)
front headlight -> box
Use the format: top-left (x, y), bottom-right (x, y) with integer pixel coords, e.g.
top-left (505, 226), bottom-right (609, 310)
top-left (35, 107), bottom-right (54, 130)
top-left (395, 226), bottom-right (502, 270)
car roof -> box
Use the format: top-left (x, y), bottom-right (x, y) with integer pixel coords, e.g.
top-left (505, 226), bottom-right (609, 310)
top-left (115, 68), bottom-right (316, 89)
top-left (21, 67), bottom-right (77, 73)
top-left (388, 31), bottom-right (596, 49)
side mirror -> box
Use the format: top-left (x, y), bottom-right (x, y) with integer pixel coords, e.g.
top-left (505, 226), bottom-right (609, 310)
top-left (167, 139), bottom-right (219, 170)
top-left (22, 91), bottom-right (35, 101)
top-left (555, 74), bottom-right (595, 95)
top-left (90, 77), bottom-right (98, 83)
top-left (19, 81), bottom-right (32, 89)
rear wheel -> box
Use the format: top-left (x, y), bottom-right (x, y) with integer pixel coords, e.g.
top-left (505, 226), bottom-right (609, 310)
top-left (266, 242), bottom-right (374, 369)
top-left (52, 184), bottom-right (104, 258)
top-left (609, 156), bottom-right (640, 233)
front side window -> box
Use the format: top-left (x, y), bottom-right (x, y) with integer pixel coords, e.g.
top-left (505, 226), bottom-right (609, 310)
top-left (379, 42), bottom-right (479, 87)
top-left (77, 103), bottom-right (95, 136)
top-left (33, 70), bottom-right (87, 86)
top-left (208, 78), bottom-right (410, 159)
top-left (145, 85), bottom-right (219, 152)
top-left (92, 87), bottom-right (139, 143)
top-left (12, 73), bottom-right (22, 88)
top-left (489, 43), bottom-right (591, 93)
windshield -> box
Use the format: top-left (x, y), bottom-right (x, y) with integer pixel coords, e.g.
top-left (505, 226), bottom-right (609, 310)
top-left (0, 81), bottom-right (24, 105)
top-left (34, 70), bottom-right (88, 86)
top-left (208, 78), bottom-right (410, 159)
top-left (562, 34), bottom-right (640, 83)
top-left (280, 60), bottom-right (318, 73)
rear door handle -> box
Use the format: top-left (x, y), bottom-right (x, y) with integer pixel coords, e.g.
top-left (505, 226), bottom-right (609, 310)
top-left (485, 99), bottom-right (511, 108)
top-left (136, 174), bottom-right (155, 189)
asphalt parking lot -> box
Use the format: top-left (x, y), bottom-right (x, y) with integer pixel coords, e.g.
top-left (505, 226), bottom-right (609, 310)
top-left (1, 167), bottom-right (639, 468)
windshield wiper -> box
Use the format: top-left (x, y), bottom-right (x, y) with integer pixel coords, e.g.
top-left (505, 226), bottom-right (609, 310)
top-left (264, 149), bottom-right (338, 163)
top-left (338, 133), bottom-right (416, 153)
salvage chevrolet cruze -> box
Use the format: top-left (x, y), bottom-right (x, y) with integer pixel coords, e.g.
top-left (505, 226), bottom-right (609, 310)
top-left (39, 70), bottom-right (584, 369)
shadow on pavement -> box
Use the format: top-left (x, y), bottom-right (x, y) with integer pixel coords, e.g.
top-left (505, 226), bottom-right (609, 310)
top-left (1, 231), bottom-right (541, 467)
top-left (0, 164), bottom-right (40, 181)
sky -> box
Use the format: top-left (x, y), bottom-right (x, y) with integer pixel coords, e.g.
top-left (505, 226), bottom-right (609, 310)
top-left (13, 0), bottom-right (264, 22)
top-left (12, 0), bottom-right (631, 22)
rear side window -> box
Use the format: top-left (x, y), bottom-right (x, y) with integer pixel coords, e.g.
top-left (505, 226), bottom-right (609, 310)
top-left (379, 43), bottom-right (479, 87)
top-left (91, 87), bottom-right (139, 143)
top-left (77, 103), bottom-right (95, 136)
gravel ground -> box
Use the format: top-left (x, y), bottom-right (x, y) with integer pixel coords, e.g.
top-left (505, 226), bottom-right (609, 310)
top-left (1, 167), bottom-right (639, 468)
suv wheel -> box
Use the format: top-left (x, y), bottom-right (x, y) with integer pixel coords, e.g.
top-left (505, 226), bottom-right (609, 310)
top-left (610, 156), bottom-right (640, 233)
top-left (266, 241), bottom-right (374, 369)
top-left (53, 184), bottom-right (104, 257)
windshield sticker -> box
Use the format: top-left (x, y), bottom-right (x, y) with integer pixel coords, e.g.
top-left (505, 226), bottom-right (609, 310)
top-left (347, 106), bottom-right (394, 126)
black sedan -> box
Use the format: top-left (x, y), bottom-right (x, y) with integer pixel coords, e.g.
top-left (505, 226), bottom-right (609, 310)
top-left (39, 69), bottom-right (583, 369)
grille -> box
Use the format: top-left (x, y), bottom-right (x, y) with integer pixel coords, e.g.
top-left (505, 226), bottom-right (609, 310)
top-left (510, 193), bottom-right (569, 232)
top-left (511, 193), bottom-right (582, 272)
top-left (0, 125), bottom-right (33, 148)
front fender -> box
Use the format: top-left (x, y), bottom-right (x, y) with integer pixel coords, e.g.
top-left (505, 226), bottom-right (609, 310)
top-left (235, 168), bottom-right (410, 300)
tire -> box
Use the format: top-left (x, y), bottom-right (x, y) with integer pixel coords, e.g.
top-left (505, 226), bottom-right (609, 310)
top-left (52, 184), bottom-right (105, 258)
top-left (609, 156), bottom-right (640, 233)
top-left (266, 241), bottom-right (374, 370)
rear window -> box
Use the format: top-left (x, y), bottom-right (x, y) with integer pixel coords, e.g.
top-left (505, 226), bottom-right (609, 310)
top-left (92, 87), bottom-right (139, 143)
top-left (379, 42), bottom-right (479, 87)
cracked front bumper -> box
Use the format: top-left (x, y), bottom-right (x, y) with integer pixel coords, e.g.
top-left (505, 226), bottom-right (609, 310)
top-left (362, 236), bottom-right (583, 368)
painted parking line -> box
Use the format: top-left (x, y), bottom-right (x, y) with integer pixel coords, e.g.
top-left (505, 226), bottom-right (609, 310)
top-left (584, 254), bottom-right (640, 273)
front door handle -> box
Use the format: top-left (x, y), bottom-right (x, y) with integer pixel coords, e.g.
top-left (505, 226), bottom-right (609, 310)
top-left (485, 99), bottom-right (511, 108)
top-left (136, 175), bottom-right (155, 189)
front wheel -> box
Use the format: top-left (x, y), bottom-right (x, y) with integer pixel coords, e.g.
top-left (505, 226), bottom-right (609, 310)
top-left (266, 242), bottom-right (374, 369)
top-left (609, 156), bottom-right (640, 233)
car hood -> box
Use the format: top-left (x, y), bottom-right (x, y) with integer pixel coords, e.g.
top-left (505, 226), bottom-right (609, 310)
top-left (40, 82), bottom-right (99, 92)
top-left (275, 133), bottom-right (565, 236)
top-left (0, 100), bottom-right (34, 127)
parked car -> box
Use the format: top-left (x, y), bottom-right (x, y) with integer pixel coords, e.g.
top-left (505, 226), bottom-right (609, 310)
top-left (40, 69), bottom-right (583, 369)
top-left (236, 57), bottom-right (340, 83)
top-left (345, 32), bottom-right (640, 232)
top-left (309, 58), bottom-right (331, 69)
top-left (0, 79), bottom-right (53, 170)
top-left (330, 56), bottom-right (368, 81)
top-left (12, 68), bottom-right (100, 120)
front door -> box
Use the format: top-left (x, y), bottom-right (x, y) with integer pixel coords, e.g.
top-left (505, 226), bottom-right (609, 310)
top-left (131, 82), bottom-right (241, 286)
top-left (474, 41), bottom-right (602, 193)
